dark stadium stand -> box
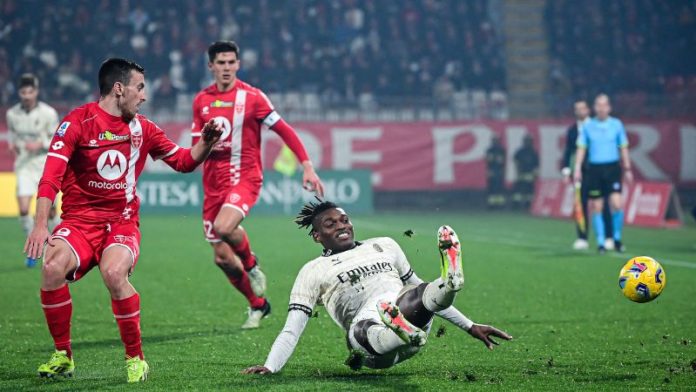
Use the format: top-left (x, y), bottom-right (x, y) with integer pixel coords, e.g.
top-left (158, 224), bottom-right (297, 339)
top-left (0, 0), bottom-right (505, 109)
top-left (545, 0), bottom-right (696, 117)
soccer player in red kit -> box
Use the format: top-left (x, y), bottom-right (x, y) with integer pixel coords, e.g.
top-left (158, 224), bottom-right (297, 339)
top-left (24, 58), bottom-right (223, 383)
top-left (192, 41), bottom-right (324, 329)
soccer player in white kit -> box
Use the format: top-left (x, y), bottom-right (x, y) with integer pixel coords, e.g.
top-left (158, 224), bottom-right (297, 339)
top-left (6, 74), bottom-right (60, 267)
top-left (243, 200), bottom-right (512, 374)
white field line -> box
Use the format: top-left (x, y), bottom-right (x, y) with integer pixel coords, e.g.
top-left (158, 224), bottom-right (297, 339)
top-left (353, 219), bottom-right (696, 270)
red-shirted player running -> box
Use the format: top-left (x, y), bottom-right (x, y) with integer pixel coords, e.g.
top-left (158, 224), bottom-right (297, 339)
top-left (192, 41), bottom-right (324, 329)
top-left (24, 58), bottom-right (223, 383)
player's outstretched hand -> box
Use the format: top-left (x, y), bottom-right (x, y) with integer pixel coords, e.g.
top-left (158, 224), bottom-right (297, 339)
top-left (302, 163), bottom-right (325, 197)
top-left (24, 225), bottom-right (53, 260)
top-left (241, 365), bottom-right (272, 375)
top-left (624, 169), bottom-right (634, 184)
top-left (468, 324), bottom-right (512, 350)
top-left (201, 119), bottom-right (223, 145)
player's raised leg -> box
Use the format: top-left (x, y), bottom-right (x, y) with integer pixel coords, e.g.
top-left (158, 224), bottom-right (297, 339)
top-left (99, 245), bottom-right (148, 383)
top-left (214, 206), bottom-right (267, 297)
top-left (37, 239), bottom-right (77, 378)
top-left (393, 225), bottom-right (465, 330)
top-left (212, 241), bottom-right (270, 329)
top-left (376, 225), bottom-right (464, 350)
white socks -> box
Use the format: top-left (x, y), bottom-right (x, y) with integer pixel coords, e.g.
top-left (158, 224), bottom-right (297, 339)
top-left (19, 214), bottom-right (34, 236)
top-left (367, 324), bottom-right (406, 354)
top-left (422, 278), bottom-right (457, 312)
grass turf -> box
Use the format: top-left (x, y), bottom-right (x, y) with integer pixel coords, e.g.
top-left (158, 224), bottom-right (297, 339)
top-left (0, 212), bottom-right (695, 391)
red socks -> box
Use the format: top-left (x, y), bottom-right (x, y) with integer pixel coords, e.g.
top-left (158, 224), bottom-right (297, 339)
top-left (41, 285), bottom-right (73, 358)
top-left (228, 273), bottom-right (265, 309)
top-left (232, 230), bottom-right (256, 271)
top-left (111, 293), bottom-right (143, 359)
top-left (42, 287), bottom-right (143, 360)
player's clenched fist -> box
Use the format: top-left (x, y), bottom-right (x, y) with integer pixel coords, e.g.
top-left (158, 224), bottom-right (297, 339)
top-left (201, 119), bottom-right (223, 145)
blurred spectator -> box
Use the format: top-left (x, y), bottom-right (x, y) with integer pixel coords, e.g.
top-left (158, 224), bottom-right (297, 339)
top-left (486, 135), bottom-right (506, 209)
top-left (0, 0), bottom-right (505, 106)
top-left (546, 0), bottom-right (696, 101)
top-left (512, 135), bottom-right (539, 210)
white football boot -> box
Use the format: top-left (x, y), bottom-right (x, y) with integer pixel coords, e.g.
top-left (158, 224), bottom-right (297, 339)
top-left (377, 300), bottom-right (427, 347)
top-left (604, 238), bottom-right (615, 251)
top-left (572, 238), bottom-right (589, 250)
top-left (248, 265), bottom-right (267, 297)
top-left (437, 225), bottom-right (464, 291)
top-left (241, 300), bottom-right (272, 330)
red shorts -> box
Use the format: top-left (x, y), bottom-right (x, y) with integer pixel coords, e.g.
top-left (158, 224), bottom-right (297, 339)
top-left (202, 180), bottom-right (261, 242)
top-left (51, 219), bottom-right (141, 282)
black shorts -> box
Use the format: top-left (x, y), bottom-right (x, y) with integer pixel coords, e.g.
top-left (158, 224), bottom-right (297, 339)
top-left (586, 162), bottom-right (622, 198)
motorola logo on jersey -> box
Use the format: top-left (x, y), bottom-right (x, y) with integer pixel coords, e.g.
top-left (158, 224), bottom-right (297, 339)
top-left (213, 116), bottom-right (232, 141)
top-left (97, 150), bottom-right (127, 181)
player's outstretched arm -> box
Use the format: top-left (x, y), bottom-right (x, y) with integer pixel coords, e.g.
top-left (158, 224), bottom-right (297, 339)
top-left (269, 119), bottom-right (324, 197)
top-left (242, 310), bottom-right (310, 375)
top-left (467, 323), bottom-right (513, 350)
top-left (300, 161), bottom-right (324, 197)
top-left (436, 306), bottom-right (512, 350)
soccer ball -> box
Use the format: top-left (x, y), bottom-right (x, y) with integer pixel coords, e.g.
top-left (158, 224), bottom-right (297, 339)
top-left (618, 256), bottom-right (666, 303)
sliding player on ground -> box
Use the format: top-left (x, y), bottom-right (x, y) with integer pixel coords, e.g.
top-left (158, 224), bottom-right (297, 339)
top-left (192, 41), bottom-right (324, 329)
top-left (6, 74), bottom-right (60, 267)
top-left (574, 94), bottom-right (632, 253)
top-left (24, 58), bottom-right (222, 382)
top-left (243, 199), bottom-right (511, 374)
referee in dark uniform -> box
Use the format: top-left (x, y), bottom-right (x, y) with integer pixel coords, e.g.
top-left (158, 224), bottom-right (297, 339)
top-left (561, 99), bottom-right (613, 250)
top-left (574, 94), bottom-right (633, 253)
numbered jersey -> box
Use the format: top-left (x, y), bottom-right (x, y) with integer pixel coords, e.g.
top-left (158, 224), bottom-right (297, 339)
top-left (38, 102), bottom-right (198, 223)
top-left (287, 237), bottom-right (415, 331)
top-left (191, 80), bottom-right (281, 199)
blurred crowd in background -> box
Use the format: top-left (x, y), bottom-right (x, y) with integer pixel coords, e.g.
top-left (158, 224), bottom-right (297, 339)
top-left (546, 0), bottom-right (696, 116)
top-left (1, 0), bottom-right (694, 118)
top-left (0, 0), bottom-right (504, 109)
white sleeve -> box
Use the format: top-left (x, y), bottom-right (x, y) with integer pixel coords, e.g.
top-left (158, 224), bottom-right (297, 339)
top-left (436, 306), bottom-right (474, 331)
top-left (263, 310), bottom-right (310, 373)
top-left (41, 107), bottom-right (60, 150)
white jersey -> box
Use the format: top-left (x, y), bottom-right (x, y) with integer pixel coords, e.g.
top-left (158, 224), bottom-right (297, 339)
top-left (288, 237), bottom-right (415, 331)
top-left (6, 101), bottom-right (59, 171)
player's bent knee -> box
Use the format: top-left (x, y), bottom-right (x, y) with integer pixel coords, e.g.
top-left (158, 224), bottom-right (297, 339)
top-left (42, 244), bottom-right (76, 280)
top-left (101, 266), bottom-right (129, 290)
top-left (213, 220), bottom-right (235, 240)
top-left (352, 320), bottom-right (380, 356)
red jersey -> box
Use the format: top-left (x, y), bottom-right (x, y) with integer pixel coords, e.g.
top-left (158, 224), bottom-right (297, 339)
top-left (38, 102), bottom-right (200, 223)
top-left (191, 79), bottom-right (309, 198)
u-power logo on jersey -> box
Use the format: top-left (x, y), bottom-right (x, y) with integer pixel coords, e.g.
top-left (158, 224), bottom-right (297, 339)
top-left (96, 150), bottom-right (127, 181)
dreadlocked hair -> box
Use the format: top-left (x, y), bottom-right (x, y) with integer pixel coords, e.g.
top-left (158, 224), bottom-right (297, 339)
top-left (295, 197), bottom-right (338, 233)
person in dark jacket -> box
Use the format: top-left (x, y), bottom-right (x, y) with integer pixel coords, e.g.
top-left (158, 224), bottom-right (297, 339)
top-left (561, 99), bottom-right (614, 250)
top-left (486, 136), bottom-right (506, 209)
top-left (512, 135), bottom-right (538, 209)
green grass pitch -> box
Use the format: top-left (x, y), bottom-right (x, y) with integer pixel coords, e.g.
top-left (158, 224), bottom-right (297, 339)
top-left (1, 213), bottom-right (695, 391)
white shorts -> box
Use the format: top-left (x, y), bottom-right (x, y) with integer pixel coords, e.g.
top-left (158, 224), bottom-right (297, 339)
top-left (16, 167), bottom-right (42, 197)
